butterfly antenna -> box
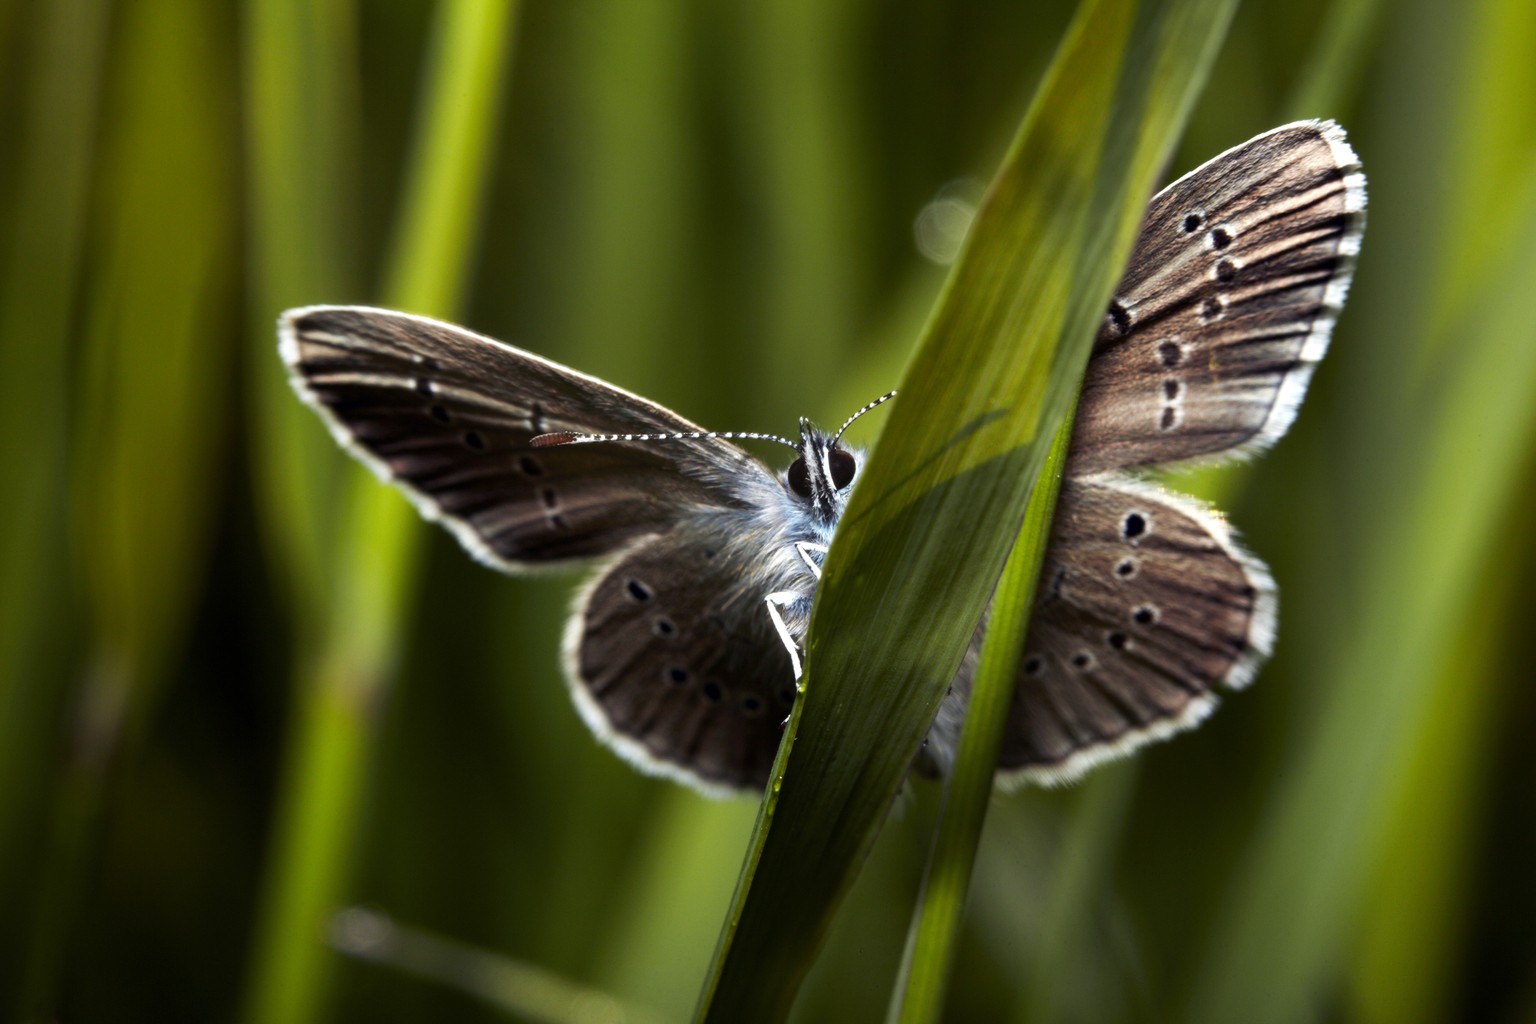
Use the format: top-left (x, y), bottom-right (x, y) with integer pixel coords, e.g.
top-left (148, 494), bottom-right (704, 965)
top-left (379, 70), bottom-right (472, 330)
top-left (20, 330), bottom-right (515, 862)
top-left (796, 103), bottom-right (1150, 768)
top-left (531, 428), bottom-right (798, 452)
top-left (833, 391), bottom-right (897, 445)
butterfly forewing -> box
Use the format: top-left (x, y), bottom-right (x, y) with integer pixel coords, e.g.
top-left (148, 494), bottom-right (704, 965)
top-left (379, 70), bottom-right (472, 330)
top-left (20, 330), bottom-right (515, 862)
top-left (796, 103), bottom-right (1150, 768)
top-left (1070, 120), bottom-right (1366, 474)
top-left (992, 477), bottom-right (1271, 784)
top-left (281, 306), bottom-right (771, 568)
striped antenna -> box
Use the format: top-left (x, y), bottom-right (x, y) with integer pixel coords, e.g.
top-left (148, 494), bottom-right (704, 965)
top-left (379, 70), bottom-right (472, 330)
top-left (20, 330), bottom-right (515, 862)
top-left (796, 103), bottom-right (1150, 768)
top-left (833, 391), bottom-right (897, 444)
top-left (531, 428), bottom-right (798, 451)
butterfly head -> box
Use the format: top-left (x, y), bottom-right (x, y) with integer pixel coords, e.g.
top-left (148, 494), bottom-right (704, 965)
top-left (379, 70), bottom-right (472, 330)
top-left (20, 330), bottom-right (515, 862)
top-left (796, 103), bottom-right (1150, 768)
top-left (785, 419), bottom-right (859, 523)
top-left (782, 391), bottom-right (895, 524)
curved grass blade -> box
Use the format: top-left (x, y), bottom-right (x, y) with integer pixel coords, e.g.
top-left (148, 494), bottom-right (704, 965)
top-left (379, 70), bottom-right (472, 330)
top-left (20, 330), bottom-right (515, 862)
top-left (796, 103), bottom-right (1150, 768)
top-left (888, 411), bottom-right (1075, 1024)
top-left (697, 0), bottom-right (1237, 1019)
top-left (888, 0), bottom-right (1237, 1016)
top-left (332, 908), bottom-right (668, 1024)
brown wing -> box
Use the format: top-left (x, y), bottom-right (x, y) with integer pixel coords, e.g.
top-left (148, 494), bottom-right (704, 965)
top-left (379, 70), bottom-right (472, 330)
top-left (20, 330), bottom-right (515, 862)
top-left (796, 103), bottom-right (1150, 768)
top-left (564, 526), bottom-right (803, 795)
top-left (927, 476), bottom-right (1274, 785)
top-left (280, 305), bottom-right (772, 569)
top-left (1070, 120), bottom-right (1366, 474)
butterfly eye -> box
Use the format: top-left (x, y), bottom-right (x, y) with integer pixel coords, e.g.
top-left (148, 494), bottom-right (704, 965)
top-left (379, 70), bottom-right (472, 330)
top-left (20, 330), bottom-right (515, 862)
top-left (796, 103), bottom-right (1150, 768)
top-left (787, 458), bottom-right (811, 498)
top-left (829, 448), bottom-right (855, 489)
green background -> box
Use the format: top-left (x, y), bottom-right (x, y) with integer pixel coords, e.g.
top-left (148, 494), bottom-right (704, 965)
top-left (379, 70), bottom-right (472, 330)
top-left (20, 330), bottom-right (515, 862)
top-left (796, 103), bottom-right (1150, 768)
top-left (2, 0), bottom-right (1534, 1021)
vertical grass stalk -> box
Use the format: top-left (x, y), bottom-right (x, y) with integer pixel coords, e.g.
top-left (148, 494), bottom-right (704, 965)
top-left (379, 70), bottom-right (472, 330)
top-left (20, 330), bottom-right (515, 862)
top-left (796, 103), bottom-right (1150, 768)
top-left (240, 2), bottom-right (520, 1021)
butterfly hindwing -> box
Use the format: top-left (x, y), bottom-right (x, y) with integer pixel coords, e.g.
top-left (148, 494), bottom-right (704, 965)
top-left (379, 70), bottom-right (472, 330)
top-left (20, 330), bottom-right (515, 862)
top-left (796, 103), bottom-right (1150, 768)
top-left (281, 306), bottom-right (772, 568)
top-left (566, 526), bottom-right (801, 794)
top-left (928, 476), bottom-right (1274, 784)
top-left (1070, 119), bottom-right (1366, 475)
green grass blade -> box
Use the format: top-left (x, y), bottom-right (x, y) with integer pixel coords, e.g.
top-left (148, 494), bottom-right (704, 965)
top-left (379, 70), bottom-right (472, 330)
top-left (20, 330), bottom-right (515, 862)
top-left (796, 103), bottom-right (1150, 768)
top-left (1013, 770), bottom-right (1139, 1024)
top-left (696, 1), bottom-right (1236, 1019)
top-left (888, 0), bottom-right (1236, 1015)
top-left (332, 908), bottom-right (668, 1024)
top-left (734, 3), bottom-right (864, 406)
top-left (16, 0), bottom-right (237, 1013)
top-left (381, 0), bottom-right (520, 314)
top-left (1348, 571), bottom-right (1515, 1024)
top-left (888, 411), bottom-right (1075, 1024)
top-left (0, 0), bottom-right (109, 987)
top-left (243, 0), bottom-right (362, 618)
top-left (1283, 0), bottom-right (1388, 121)
top-left (239, 3), bottom-right (519, 1022)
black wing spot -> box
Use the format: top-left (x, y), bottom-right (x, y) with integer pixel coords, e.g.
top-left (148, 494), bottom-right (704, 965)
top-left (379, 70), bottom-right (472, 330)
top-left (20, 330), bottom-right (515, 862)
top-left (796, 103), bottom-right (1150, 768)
top-left (741, 694), bottom-right (764, 715)
top-left (1160, 406), bottom-right (1179, 430)
top-left (653, 618), bottom-right (676, 637)
top-left (1071, 651), bottom-right (1095, 670)
top-left (1200, 296), bottom-right (1224, 321)
top-left (1163, 379), bottom-right (1181, 400)
top-left (463, 431), bottom-right (486, 450)
top-left (1183, 212), bottom-right (1203, 232)
top-left (529, 402), bottom-right (546, 433)
top-left (519, 455), bottom-right (543, 476)
top-left (1132, 604), bottom-right (1159, 626)
top-left (415, 378), bottom-right (434, 396)
top-left (540, 488), bottom-right (558, 509)
top-left (1122, 512), bottom-right (1147, 540)
top-left (1107, 631), bottom-right (1129, 650)
top-left (430, 405), bottom-right (451, 423)
top-left (626, 579), bottom-right (652, 602)
top-left (1115, 558), bottom-right (1138, 578)
top-left (1214, 258), bottom-right (1238, 282)
top-left (667, 667), bottom-right (689, 685)
top-left (1158, 341), bottom-right (1183, 367)
top-left (1108, 300), bottom-right (1132, 336)
top-left (702, 681), bottom-right (724, 702)
top-left (1210, 226), bottom-right (1233, 249)
top-left (1023, 655), bottom-right (1043, 676)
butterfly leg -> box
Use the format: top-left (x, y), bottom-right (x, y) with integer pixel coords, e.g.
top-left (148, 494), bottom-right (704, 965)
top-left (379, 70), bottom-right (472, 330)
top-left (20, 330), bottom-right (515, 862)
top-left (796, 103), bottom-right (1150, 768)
top-left (794, 542), bottom-right (829, 579)
top-left (764, 591), bottom-right (806, 681)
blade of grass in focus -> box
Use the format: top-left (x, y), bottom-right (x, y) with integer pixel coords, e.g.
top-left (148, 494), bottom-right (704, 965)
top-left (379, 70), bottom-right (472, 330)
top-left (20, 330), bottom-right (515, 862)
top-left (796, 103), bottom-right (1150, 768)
top-left (240, 2), bottom-right (519, 1022)
top-left (887, 411), bottom-right (1076, 1024)
top-left (888, 1), bottom-right (1235, 1016)
top-left (696, 0), bottom-right (1236, 1018)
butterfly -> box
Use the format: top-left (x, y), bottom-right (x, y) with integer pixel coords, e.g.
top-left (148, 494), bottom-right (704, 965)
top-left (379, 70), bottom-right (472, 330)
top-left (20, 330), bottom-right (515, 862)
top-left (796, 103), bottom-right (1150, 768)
top-left (281, 119), bottom-right (1365, 796)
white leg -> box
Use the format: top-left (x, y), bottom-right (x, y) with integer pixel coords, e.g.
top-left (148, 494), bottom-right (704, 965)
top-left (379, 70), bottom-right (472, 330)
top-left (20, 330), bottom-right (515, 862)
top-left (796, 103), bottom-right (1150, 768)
top-left (764, 591), bottom-right (805, 682)
top-left (794, 542), bottom-right (829, 579)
